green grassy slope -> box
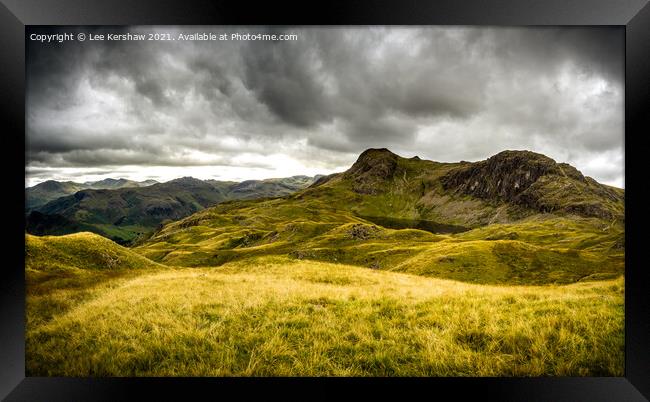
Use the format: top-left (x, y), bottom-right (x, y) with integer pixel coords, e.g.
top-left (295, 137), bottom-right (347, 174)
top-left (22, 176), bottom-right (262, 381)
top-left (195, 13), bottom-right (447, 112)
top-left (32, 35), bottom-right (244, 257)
top-left (26, 232), bottom-right (164, 272)
top-left (26, 232), bottom-right (165, 329)
top-left (135, 203), bottom-right (623, 284)
top-left (26, 255), bottom-right (623, 376)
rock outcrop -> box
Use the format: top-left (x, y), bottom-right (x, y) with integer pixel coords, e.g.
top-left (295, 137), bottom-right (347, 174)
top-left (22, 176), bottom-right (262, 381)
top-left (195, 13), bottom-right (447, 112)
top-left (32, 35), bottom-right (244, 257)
top-left (441, 150), bottom-right (623, 220)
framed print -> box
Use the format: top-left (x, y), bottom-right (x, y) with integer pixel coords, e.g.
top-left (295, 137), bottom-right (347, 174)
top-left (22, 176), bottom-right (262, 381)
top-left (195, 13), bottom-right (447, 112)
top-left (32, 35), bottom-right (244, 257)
top-left (1, 0), bottom-right (649, 400)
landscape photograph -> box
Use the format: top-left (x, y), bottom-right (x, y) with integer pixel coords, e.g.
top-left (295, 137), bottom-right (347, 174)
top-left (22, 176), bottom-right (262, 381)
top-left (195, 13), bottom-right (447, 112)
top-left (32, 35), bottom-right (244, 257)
top-left (25, 26), bottom-right (624, 376)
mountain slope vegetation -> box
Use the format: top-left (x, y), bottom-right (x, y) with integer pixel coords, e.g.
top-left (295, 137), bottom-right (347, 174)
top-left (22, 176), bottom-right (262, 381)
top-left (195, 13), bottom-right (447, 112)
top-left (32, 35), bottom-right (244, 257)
top-left (25, 175), bottom-right (320, 244)
top-left (134, 149), bottom-right (624, 285)
top-left (26, 232), bottom-right (165, 329)
top-left (25, 249), bottom-right (624, 376)
top-left (26, 178), bottom-right (158, 211)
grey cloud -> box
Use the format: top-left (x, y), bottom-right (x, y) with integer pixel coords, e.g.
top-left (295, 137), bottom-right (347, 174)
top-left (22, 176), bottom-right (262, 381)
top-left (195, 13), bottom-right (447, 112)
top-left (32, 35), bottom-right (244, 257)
top-left (29, 149), bottom-right (275, 169)
top-left (472, 27), bottom-right (624, 88)
top-left (26, 26), bottom-right (624, 186)
top-left (241, 35), bottom-right (333, 127)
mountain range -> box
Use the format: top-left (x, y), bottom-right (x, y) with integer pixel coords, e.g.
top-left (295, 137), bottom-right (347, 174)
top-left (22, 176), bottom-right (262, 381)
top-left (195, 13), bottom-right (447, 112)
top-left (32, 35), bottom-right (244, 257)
top-left (26, 178), bottom-right (159, 211)
top-left (25, 175), bottom-right (321, 244)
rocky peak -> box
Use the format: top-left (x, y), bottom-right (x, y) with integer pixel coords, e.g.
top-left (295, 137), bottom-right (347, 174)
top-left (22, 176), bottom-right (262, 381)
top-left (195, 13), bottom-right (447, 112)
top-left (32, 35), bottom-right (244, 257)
top-left (440, 150), bottom-right (622, 220)
top-left (344, 148), bottom-right (400, 194)
top-left (441, 150), bottom-right (585, 202)
top-left (346, 148), bottom-right (399, 179)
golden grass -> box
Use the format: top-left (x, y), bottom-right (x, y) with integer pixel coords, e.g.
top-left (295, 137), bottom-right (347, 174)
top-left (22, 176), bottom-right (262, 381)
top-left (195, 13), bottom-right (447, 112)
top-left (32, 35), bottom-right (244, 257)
top-left (26, 256), bottom-right (624, 377)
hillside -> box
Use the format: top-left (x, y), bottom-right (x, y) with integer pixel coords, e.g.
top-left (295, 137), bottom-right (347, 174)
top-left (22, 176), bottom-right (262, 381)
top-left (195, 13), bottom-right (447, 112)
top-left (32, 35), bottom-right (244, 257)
top-left (26, 232), bottom-right (164, 272)
top-left (85, 178), bottom-right (158, 189)
top-left (439, 150), bottom-right (624, 221)
top-left (26, 178), bottom-right (158, 211)
top-left (26, 250), bottom-right (624, 376)
top-left (225, 175), bottom-right (321, 200)
top-left (135, 149), bottom-right (624, 285)
top-left (27, 177), bottom-right (228, 244)
top-left (25, 232), bottom-right (165, 329)
top-left (26, 175), bottom-right (321, 244)
top-left (301, 148), bottom-right (623, 226)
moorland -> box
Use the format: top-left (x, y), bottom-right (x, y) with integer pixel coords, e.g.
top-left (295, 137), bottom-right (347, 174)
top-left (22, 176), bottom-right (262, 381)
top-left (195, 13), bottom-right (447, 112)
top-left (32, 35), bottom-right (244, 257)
top-left (25, 148), bottom-right (625, 376)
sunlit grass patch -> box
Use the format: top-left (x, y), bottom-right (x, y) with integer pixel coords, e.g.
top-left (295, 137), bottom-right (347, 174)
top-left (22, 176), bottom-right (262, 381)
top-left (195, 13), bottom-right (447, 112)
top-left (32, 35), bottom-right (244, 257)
top-left (26, 256), bottom-right (624, 377)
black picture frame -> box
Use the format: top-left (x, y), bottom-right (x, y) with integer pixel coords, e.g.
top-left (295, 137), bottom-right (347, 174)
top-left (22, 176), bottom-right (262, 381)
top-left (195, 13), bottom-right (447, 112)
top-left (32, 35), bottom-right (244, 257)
top-left (1, 1), bottom-right (649, 400)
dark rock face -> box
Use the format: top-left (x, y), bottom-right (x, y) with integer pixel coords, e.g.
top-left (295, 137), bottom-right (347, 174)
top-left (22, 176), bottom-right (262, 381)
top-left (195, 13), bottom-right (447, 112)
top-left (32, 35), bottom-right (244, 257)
top-left (440, 150), bottom-right (622, 220)
top-left (344, 148), bottom-right (399, 194)
top-left (441, 150), bottom-right (575, 201)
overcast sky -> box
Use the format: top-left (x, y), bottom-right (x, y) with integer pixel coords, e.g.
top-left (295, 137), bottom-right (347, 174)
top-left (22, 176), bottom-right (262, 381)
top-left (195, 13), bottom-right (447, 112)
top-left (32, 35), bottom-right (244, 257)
top-left (26, 26), bottom-right (624, 188)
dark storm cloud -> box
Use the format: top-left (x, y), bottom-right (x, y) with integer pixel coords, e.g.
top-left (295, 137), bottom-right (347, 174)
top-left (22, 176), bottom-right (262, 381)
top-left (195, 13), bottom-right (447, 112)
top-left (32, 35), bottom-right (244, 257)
top-left (241, 36), bottom-right (333, 127)
top-left (488, 27), bottom-right (623, 85)
top-left (232, 28), bottom-right (494, 152)
top-left (28, 126), bottom-right (133, 153)
top-left (26, 26), bottom-right (624, 187)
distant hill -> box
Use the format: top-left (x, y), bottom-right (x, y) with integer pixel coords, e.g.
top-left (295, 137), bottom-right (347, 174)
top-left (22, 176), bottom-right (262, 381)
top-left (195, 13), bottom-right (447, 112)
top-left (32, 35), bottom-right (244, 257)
top-left (26, 178), bottom-right (159, 211)
top-left (82, 178), bottom-right (159, 189)
top-left (224, 175), bottom-right (320, 200)
top-left (26, 175), bottom-right (321, 244)
top-left (26, 181), bottom-right (84, 211)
